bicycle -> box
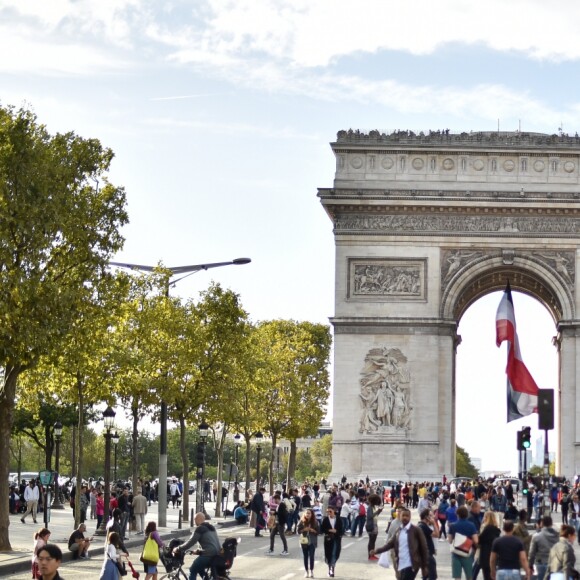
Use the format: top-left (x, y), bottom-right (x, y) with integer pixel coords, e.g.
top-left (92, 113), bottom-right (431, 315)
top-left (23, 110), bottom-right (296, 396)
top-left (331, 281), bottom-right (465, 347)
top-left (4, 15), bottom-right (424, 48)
top-left (158, 547), bottom-right (193, 580)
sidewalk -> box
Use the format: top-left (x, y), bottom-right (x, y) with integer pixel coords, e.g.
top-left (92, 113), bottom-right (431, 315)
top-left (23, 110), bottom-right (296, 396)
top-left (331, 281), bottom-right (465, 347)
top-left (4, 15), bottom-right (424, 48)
top-left (0, 497), bottom-right (241, 576)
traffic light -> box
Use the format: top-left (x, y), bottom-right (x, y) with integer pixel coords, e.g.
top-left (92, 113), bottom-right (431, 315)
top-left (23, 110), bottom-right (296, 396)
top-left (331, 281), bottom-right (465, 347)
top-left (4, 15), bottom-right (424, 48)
top-left (517, 430), bottom-right (524, 451)
top-left (521, 427), bottom-right (531, 449)
top-left (522, 480), bottom-right (529, 495)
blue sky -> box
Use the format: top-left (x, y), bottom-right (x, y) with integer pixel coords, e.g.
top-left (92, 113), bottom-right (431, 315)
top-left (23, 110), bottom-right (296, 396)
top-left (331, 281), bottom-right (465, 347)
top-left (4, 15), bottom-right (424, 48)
top-left (1, 0), bottom-right (569, 475)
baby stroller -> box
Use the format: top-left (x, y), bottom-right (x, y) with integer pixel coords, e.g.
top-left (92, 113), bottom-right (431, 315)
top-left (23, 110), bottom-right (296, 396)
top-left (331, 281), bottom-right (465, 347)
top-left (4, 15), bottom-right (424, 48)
top-left (202, 537), bottom-right (239, 580)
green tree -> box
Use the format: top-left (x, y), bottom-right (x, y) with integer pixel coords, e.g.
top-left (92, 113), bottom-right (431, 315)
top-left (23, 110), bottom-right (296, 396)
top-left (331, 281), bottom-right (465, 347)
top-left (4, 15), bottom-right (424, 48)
top-left (310, 434), bottom-right (332, 479)
top-left (456, 444), bottom-right (479, 478)
top-left (0, 104), bottom-right (127, 548)
top-left (252, 320), bottom-right (331, 494)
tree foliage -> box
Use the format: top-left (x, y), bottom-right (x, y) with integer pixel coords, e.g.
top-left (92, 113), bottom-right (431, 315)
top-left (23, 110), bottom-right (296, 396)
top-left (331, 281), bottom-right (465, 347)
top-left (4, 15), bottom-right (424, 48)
top-left (456, 444), bottom-right (479, 478)
top-left (0, 104), bottom-right (128, 549)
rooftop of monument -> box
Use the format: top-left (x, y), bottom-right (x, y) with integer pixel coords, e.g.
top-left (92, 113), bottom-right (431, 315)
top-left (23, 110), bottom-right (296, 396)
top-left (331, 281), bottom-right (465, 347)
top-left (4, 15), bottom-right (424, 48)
top-left (334, 129), bottom-right (580, 149)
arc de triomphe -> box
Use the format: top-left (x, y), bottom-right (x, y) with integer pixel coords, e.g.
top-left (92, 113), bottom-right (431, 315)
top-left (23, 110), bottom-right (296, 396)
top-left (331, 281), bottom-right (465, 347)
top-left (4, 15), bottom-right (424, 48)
top-left (318, 129), bottom-right (580, 481)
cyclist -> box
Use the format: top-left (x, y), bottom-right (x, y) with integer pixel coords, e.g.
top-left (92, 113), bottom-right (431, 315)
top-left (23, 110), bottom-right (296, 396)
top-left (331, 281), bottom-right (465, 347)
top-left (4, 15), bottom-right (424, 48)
top-left (174, 512), bottom-right (221, 579)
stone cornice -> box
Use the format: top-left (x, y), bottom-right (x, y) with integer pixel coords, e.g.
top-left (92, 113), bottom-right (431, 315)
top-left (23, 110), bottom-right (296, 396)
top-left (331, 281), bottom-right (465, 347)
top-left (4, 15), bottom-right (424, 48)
top-left (330, 317), bottom-right (457, 336)
top-left (318, 188), bottom-right (580, 203)
top-left (334, 129), bottom-right (580, 151)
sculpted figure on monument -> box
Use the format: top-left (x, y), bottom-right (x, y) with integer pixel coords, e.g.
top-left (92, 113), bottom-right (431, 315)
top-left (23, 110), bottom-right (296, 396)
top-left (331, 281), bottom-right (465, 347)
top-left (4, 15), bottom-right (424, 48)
top-left (358, 347), bottom-right (411, 433)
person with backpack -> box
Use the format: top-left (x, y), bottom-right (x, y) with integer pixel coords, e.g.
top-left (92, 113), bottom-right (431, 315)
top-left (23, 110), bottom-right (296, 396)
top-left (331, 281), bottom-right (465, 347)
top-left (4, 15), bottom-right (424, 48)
top-left (366, 494), bottom-right (383, 560)
top-left (437, 495), bottom-right (450, 540)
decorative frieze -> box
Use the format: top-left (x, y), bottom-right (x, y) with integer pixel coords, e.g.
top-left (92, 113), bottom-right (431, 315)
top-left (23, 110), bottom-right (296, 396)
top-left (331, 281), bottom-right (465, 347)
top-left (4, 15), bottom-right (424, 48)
top-left (335, 213), bottom-right (580, 236)
top-left (349, 258), bottom-right (426, 301)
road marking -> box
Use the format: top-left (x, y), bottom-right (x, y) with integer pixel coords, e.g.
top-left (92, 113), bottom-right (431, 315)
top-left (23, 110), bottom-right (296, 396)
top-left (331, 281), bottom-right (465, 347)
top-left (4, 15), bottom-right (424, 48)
top-left (342, 541), bottom-right (354, 549)
top-left (279, 574), bottom-right (295, 580)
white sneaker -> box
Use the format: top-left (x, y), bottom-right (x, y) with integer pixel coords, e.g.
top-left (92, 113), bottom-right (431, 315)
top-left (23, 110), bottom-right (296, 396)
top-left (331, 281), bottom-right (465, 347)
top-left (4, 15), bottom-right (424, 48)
top-left (266, 550), bottom-right (274, 555)
top-left (305, 573), bottom-right (309, 578)
top-left (281, 550), bottom-right (289, 556)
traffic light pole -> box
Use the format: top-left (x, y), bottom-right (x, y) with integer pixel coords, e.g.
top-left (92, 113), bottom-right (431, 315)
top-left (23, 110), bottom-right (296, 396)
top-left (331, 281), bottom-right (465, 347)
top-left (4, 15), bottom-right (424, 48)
top-left (543, 428), bottom-right (551, 517)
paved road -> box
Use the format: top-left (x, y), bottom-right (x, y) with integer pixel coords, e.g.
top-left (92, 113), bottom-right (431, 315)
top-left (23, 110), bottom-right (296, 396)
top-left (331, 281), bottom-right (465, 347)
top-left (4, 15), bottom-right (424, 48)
top-left (7, 517), bottom-right (455, 579)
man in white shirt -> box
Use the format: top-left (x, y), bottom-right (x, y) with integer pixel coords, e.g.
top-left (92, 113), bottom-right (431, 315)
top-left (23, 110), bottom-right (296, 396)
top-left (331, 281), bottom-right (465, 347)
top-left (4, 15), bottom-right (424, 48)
top-left (371, 507), bottom-right (429, 580)
top-left (21, 480), bottom-right (40, 523)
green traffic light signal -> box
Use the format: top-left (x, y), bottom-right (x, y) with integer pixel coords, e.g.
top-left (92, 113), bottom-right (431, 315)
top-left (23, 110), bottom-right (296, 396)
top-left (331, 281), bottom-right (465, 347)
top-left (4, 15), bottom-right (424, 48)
top-left (521, 426), bottom-right (531, 449)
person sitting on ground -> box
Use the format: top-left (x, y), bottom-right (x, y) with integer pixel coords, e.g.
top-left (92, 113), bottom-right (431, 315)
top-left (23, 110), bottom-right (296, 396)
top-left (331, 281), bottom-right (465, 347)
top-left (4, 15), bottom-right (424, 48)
top-left (37, 544), bottom-right (64, 580)
top-left (68, 522), bottom-right (91, 559)
top-left (233, 501), bottom-right (248, 524)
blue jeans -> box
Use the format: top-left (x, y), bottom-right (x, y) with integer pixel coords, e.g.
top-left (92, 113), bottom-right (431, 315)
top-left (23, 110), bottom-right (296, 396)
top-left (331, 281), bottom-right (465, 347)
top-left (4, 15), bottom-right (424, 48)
top-left (189, 555), bottom-right (213, 580)
top-left (535, 563), bottom-right (548, 580)
top-left (496, 570), bottom-right (521, 580)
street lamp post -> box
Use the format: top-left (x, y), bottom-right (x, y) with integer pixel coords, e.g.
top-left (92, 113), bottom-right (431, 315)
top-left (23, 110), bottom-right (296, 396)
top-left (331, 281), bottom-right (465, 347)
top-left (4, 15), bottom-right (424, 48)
top-left (52, 421), bottom-right (64, 509)
top-left (95, 406), bottom-right (116, 536)
top-left (112, 432), bottom-right (120, 483)
top-left (255, 432), bottom-right (263, 490)
top-left (234, 434), bottom-right (242, 502)
top-left (196, 421), bottom-right (209, 515)
top-left (109, 256), bottom-right (250, 527)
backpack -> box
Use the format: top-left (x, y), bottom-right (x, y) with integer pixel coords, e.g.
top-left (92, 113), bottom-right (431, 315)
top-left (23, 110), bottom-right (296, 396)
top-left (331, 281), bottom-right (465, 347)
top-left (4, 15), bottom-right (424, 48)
top-left (359, 503), bottom-right (366, 517)
top-left (284, 498), bottom-right (295, 514)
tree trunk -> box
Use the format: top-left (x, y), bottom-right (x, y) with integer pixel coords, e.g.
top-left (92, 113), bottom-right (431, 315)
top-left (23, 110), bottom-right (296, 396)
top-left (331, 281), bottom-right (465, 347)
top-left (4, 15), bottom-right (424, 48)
top-left (132, 403), bottom-right (139, 492)
top-left (74, 375), bottom-right (84, 529)
top-left (269, 434), bottom-right (277, 496)
top-left (214, 429), bottom-right (226, 518)
top-left (244, 436), bottom-right (251, 498)
top-left (179, 415), bottom-right (189, 517)
top-left (0, 364), bottom-right (21, 550)
top-left (45, 425), bottom-right (54, 470)
top-left (286, 440), bottom-right (297, 488)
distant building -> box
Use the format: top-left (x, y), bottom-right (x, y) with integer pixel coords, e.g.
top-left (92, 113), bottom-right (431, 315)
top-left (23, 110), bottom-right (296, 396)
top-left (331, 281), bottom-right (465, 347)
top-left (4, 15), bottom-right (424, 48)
top-left (278, 421), bottom-right (332, 453)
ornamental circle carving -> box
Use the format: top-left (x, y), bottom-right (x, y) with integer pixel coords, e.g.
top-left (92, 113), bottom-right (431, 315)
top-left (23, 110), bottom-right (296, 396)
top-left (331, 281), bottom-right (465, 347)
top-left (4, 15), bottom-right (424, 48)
top-left (473, 159), bottom-right (484, 171)
top-left (381, 156), bottom-right (394, 170)
top-left (350, 156), bottom-right (363, 169)
top-left (412, 157), bottom-right (424, 170)
top-left (503, 160), bottom-right (515, 172)
top-left (534, 160), bottom-right (545, 172)
top-left (442, 158), bottom-right (455, 170)
top-left (564, 161), bottom-right (576, 173)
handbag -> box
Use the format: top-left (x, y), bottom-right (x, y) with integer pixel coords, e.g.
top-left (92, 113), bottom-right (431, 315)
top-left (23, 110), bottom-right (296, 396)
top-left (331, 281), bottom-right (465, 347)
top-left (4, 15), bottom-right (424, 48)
top-left (108, 554), bottom-right (127, 576)
top-left (140, 534), bottom-right (160, 564)
top-left (267, 514), bottom-right (276, 529)
top-left (378, 551), bottom-right (391, 568)
top-left (299, 533), bottom-right (309, 545)
top-left (451, 532), bottom-right (473, 557)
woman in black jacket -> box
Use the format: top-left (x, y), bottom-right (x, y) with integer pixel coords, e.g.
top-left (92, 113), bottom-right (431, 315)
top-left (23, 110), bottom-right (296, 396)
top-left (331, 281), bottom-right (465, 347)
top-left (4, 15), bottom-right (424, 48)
top-left (320, 506), bottom-right (344, 578)
top-left (477, 511), bottom-right (501, 580)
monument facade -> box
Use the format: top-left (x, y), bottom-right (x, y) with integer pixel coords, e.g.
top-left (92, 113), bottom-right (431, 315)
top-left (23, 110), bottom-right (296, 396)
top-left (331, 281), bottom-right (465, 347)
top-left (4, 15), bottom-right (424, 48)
top-left (318, 130), bottom-right (580, 481)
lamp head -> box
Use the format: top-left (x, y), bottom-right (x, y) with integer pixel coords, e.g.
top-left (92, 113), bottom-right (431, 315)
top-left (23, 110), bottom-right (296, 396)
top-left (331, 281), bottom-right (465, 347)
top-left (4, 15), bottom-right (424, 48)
top-left (54, 421), bottom-right (63, 438)
top-left (234, 434), bottom-right (242, 447)
top-left (112, 432), bottom-right (120, 446)
top-left (198, 421), bottom-right (210, 439)
top-left (103, 406), bottom-right (116, 430)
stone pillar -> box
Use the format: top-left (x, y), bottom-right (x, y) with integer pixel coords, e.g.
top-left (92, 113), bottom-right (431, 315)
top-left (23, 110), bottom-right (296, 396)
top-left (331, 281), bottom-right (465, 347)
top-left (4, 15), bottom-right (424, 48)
top-left (558, 323), bottom-right (580, 477)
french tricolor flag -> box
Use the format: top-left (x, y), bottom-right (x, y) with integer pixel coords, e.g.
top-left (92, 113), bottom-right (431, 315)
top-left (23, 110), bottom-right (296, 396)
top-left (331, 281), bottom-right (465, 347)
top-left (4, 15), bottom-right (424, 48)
top-left (495, 282), bottom-right (539, 422)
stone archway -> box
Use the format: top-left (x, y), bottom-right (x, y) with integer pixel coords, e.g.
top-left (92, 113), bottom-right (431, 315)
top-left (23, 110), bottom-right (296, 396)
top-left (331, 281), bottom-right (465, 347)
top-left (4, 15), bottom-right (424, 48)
top-left (319, 130), bottom-right (580, 480)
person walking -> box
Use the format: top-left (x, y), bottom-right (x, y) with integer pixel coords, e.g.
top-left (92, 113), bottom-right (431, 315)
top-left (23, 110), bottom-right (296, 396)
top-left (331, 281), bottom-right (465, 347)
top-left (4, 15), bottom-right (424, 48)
top-left (529, 516), bottom-right (559, 580)
top-left (143, 521), bottom-right (164, 580)
top-left (448, 505), bottom-right (479, 580)
top-left (371, 506), bottom-right (429, 580)
top-left (132, 488), bottom-right (148, 535)
top-left (297, 508), bottom-right (319, 578)
top-left (96, 492), bottom-right (105, 531)
top-left (22, 480), bottom-right (40, 524)
top-left (250, 487), bottom-right (266, 537)
top-left (547, 524), bottom-right (578, 580)
top-left (31, 527), bottom-right (51, 579)
top-left (266, 494), bottom-right (289, 556)
top-left (100, 531), bottom-right (125, 580)
top-left (366, 494), bottom-right (383, 560)
top-left (417, 508), bottom-right (439, 580)
top-left (489, 520), bottom-right (531, 580)
top-left (321, 506), bottom-right (344, 578)
top-left (476, 510), bottom-right (501, 580)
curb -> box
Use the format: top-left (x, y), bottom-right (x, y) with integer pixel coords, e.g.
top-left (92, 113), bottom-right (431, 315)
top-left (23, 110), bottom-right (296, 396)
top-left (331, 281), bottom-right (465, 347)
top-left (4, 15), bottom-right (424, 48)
top-left (0, 529), bottom-right (194, 577)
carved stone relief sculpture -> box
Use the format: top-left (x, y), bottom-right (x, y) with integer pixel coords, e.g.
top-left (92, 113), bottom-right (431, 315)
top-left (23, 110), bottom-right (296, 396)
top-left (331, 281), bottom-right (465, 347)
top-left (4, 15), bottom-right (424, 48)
top-left (353, 263), bottom-right (422, 297)
top-left (532, 251), bottom-right (575, 290)
top-left (359, 347), bottom-right (412, 434)
top-left (441, 249), bottom-right (484, 284)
